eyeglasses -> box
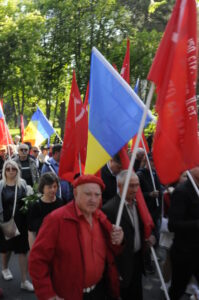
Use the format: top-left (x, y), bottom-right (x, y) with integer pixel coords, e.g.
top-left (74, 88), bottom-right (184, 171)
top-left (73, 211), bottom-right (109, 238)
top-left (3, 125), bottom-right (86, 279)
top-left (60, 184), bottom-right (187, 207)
top-left (33, 150), bottom-right (39, 153)
top-left (6, 167), bottom-right (17, 172)
top-left (20, 149), bottom-right (28, 152)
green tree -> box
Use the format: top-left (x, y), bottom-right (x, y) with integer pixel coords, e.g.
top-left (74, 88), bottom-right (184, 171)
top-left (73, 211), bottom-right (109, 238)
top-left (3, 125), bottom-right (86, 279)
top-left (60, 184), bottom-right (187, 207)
top-left (0, 0), bottom-right (45, 126)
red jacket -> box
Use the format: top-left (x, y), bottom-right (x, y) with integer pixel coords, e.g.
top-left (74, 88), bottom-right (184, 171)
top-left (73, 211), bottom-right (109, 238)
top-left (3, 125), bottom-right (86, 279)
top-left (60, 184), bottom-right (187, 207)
top-left (28, 201), bottom-right (120, 300)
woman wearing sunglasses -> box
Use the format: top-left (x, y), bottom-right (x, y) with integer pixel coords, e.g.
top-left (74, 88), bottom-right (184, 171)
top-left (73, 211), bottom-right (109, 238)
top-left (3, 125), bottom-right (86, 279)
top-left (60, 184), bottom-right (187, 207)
top-left (0, 160), bottom-right (34, 292)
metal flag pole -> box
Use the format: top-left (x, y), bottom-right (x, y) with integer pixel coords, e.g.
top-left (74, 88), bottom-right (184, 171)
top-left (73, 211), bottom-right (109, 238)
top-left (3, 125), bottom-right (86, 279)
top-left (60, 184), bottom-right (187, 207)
top-left (141, 135), bottom-right (170, 300)
top-left (150, 246), bottom-right (170, 300)
top-left (141, 136), bottom-right (159, 207)
top-left (186, 170), bottom-right (199, 197)
top-left (78, 152), bottom-right (82, 175)
top-left (116, 83), bottom-right (155, 227)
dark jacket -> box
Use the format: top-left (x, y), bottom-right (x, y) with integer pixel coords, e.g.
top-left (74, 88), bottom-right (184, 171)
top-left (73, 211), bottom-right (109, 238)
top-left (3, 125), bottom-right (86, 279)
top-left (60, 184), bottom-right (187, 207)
top-left (101, 164), bottom-right (117, 204)
top-left (13, 155), bottom-right (39, 185)
top-left (168, 179), bottom-right (199, 250)
top-left (137, 168), bottom-right (162, 222)
top-left (102, 194), bottom-right (144, 287)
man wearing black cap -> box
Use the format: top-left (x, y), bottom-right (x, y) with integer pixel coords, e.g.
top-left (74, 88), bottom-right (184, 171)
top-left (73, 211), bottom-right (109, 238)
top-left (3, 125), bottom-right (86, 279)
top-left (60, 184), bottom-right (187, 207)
top-left (29, 174), bottom-right (124, 300)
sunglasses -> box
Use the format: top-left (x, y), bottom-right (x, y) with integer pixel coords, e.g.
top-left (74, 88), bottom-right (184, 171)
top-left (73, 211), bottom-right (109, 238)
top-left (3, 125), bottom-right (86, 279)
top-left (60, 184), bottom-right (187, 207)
top-left (20, 149), bottom-right (28, 152)
top-left (33, 150), bottom-right (39, 153)
top-left (6, 167), bottom-right (17, 172)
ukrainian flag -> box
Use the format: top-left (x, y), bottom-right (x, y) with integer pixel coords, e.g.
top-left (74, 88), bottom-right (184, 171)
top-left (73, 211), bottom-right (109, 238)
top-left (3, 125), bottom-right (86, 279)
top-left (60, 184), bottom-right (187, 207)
top-left (23, 107), bottom-right (55, 146)
top-left (85, 47), bottom-right (154, 174)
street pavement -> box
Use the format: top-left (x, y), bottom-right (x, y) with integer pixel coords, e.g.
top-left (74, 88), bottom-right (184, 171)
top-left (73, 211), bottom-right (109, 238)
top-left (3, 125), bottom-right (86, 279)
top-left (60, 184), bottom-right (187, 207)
top-left (0, 249), bottom-right (191, 300)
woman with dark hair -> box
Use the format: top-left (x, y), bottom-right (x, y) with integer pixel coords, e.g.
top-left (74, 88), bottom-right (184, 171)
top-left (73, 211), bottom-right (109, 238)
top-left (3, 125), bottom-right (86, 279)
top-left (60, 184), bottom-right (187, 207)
top-left (0, 160), bottom-right (33, 291)
top-left (27, 172), bottom-right (64, 249)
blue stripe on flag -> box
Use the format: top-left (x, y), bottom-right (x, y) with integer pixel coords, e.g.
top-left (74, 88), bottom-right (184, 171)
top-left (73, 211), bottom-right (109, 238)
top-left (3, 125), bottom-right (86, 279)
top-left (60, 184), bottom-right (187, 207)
top-left (88, 48), bottom-right (153, 157)
top-left (32, 108), bottom-right (55, 138)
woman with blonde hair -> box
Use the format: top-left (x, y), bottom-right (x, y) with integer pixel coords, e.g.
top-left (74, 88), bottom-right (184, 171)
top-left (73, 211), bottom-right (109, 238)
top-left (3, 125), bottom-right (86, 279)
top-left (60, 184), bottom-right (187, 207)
top-left (0, 160), bottom-right (34, 291)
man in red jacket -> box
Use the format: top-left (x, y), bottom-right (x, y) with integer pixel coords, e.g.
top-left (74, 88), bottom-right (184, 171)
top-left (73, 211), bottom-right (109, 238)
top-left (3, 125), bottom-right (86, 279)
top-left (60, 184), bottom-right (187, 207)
top-left (29, 174), bottom-right (124, 300)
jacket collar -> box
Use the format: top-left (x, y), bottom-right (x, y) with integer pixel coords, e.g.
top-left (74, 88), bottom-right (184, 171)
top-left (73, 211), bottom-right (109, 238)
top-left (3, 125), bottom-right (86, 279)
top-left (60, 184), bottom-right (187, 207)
top-left (62, 200), bottom-right (107, 223)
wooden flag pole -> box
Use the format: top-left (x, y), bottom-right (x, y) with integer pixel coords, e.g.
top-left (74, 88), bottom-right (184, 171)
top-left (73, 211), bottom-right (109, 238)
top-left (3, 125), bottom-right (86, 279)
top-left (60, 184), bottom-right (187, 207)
top-left (116, 83), bottom-right (155, 227)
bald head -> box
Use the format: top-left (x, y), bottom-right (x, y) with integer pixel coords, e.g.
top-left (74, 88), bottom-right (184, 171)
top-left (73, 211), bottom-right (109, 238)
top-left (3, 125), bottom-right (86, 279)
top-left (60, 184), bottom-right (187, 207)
top-left (74, 182), bottom-right (102, 219)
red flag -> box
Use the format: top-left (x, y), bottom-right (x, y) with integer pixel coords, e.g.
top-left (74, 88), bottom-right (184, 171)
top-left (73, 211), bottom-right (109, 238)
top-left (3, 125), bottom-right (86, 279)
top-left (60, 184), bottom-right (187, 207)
top-left (59, 71), bottom-right (88, 182)
top-left (83, 82), bottom-right (89, 113)
top-left (120, 39), bottom-right (130, 152)
top-left (119, 148), bottom-right (154, 239)
top-left (131, 133), bottom-right (149, 153)
top-left (0, 104), bottom-right (13, 146)
top-left (148, 0), bottom-right (199, 184)
top-left (20, 115), bottom-right (24, 142)
top-left (120, 39), bottom-right (130, 84)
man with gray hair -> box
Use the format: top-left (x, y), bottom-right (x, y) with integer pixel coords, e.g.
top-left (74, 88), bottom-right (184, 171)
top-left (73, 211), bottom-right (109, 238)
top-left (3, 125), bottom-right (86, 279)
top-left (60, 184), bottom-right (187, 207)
top-left (13, 144), bottom-right (39, 187)
top-left (102, 170), bottom-right (155, 300)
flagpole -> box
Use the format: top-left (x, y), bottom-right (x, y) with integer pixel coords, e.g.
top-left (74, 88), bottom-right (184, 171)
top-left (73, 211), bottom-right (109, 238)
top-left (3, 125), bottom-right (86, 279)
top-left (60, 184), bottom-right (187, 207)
top-left (150, 246), bottom-right (170, 300)
top-left (141, 136), bottom-right (170, 300)
top-left (78, 153), bottom-right (82, 175)
top-left (36, 105), bottom-right (63, 144)
top-left (141, 136), bottom-right (159, 207)
top-left (55, 132), bottom-right (63, 144)
top-left (116, 83), bottom-right (155, 227)
top-left (186, 170), bottom-right (199, 197)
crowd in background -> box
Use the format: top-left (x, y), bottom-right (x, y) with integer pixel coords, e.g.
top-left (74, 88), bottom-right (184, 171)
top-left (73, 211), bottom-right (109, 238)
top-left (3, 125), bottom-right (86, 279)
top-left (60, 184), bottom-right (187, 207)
top-left (0, 135), bottom-right (198, 300)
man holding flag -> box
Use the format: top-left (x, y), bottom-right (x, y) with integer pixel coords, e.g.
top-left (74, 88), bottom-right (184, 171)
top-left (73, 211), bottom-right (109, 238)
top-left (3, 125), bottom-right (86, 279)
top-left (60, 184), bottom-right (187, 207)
top-left (103, 170), bottom-right (155, 300)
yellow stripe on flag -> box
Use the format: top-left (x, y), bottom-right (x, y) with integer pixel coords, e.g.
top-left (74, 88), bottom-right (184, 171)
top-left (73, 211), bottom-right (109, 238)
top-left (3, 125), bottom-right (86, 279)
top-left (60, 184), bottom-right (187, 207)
top-left (23, 121), bottom-right (44, 146)
top-left (85, 131), bottom-right (111, 174)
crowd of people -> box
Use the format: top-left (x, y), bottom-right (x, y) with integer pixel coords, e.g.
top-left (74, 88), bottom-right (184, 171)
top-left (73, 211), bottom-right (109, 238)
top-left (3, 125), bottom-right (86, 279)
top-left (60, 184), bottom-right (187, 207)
top-left (0, 136), bottom-right (198, 300)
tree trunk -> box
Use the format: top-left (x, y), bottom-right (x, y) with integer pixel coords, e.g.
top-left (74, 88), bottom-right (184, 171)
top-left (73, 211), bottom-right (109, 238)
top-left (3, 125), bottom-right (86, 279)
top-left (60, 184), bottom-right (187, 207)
top-left (59, 100), bottom-right (66, 139)
top-left (11, 94), bottom-right (18, 127)
top-left (21, 87), bottom-right (25, 115)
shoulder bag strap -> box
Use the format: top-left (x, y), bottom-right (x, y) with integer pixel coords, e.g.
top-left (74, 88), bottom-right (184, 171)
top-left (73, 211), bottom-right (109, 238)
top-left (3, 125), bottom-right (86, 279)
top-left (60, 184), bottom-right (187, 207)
top-left (11, 185), bottom-right (18, 218)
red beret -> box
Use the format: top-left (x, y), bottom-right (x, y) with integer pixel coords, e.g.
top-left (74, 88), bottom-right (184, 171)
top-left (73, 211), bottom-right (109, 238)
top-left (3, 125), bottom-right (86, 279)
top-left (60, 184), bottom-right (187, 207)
top-left (72, 174), bottom-right (105, 191)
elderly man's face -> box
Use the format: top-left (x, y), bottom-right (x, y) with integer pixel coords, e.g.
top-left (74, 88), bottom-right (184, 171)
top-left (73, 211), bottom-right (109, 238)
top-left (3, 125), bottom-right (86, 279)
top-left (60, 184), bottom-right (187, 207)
top-left (74, 183), bottom-right (102, 218)
top-left (118, 175), bottom-right (140, 203)
top-left (18, 146), bottom-right (29, 159)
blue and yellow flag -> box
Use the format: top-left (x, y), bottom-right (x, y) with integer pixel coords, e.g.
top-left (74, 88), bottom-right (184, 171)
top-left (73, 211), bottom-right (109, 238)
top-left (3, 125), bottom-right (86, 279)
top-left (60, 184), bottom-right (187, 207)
top-left (85, 47), bottom-right (154, 174)
top-left (23, 107), bottom-right (55, 146)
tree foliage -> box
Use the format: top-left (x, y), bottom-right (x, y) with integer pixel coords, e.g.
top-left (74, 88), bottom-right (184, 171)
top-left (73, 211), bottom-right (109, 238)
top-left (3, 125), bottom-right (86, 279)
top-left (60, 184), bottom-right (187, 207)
top-left (0, 0), bottom-right (180, 134)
